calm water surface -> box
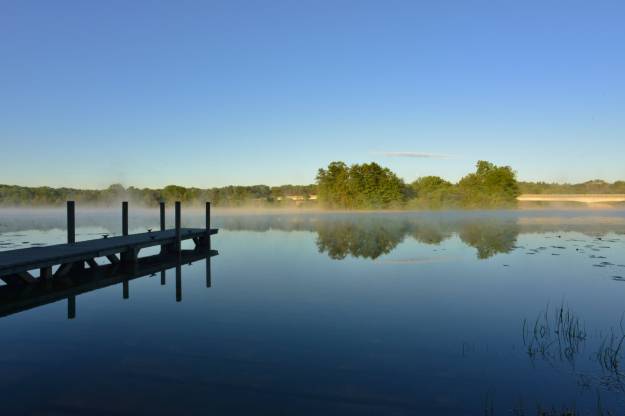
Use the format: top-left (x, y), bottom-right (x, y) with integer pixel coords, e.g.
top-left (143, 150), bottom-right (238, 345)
top-left (1, 209), bottom-right (625, 415)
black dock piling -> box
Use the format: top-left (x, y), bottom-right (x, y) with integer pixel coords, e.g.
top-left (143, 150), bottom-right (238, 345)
top-left (120, 201), bottom-right (135, 269)
top-left (160, 202), bottom-right (166, 231)
top-left (123, 279), bottom-right (129, 299)
top-left (175, 201), bottom-right (181, 252)
top-left (195, 201), bottom-right (212, 250)
top-left (160, 270), bottom-right (166, 285)
top-left (206, 202), bottom-right (211, 232)
top-left (122, 201), bottom-right (129, 236)
top-left (67, 201), bottom-right (75, 244)
top-left (159, 202), bottom-right (167, 253)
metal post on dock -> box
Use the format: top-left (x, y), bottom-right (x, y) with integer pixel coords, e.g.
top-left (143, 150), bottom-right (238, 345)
top-left (160, 270), bottom-right (166, 285)
top-left (122, 201), bottom-right (129, 236)
top-left (123, 279), bottom-right (129, 299)
top-left (67, 201), bottom-right (75, 244)
top-left (175, 201), bottom-right (181, 252)
top-left (159, 201), bottom-right (166, 231)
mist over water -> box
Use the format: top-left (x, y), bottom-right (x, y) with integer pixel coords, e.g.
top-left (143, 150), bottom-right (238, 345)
top-left (1, 208), bottom-right (625, 414)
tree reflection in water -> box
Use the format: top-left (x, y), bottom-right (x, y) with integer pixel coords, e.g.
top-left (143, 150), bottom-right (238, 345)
top-left (315, 219), bottom-right (410, 259)
top-left (218, 212), bottom-right (624, 261)
top-left (458, 219), bottom-right (519, 259)
top-left (314, 216), bottom-right (518, 260)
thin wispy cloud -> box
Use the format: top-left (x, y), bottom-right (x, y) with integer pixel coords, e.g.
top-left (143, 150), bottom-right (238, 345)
top-left (373, 151), bottom-right (455, 159)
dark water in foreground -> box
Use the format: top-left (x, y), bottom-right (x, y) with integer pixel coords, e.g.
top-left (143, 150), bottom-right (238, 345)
top-left (1, 209), bottom-right (625, 415)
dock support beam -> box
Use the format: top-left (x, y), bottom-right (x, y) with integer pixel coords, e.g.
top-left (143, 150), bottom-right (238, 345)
top-left (55, 262), bottom-right (74, 278)
top-left (121, 247), bottom-right (139, 272)
top-left (40, 266), bottom-right (52, 280)
top-left (122, 201), bottom-right (129, 236)
top-left (67, 201), bottom-right (75, 244)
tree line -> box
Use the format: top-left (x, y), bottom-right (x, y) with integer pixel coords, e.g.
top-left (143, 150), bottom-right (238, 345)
top-left (518, 180), bottom-right (625, 194)
top-left (0, 183), bottom-right (316, 207)
top-left (316, 160), bottom-right (521, 209)
top-left (1, 161), bottom-right (623, 208)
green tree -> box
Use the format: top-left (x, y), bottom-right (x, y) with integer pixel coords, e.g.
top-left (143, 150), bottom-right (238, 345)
top-left (162, 185), bottom-right (188, 203)
top-left (316, 161), bottom-right (351, 208)
top-left (316, 161), bottom-right (406, 209)
top-left (457, 161), bottom-right (520, 207)
top-left (409, 176), bottom-right (458, 209)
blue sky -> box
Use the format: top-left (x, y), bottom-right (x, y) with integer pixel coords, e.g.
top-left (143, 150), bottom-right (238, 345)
top-left (1, 0), bottom-right (624, 188)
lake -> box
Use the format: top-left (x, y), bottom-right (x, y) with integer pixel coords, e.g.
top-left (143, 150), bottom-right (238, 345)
top-left (1, 208), bottom-right (625, 415)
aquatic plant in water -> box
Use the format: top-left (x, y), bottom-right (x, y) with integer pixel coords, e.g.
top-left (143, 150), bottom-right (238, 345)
top-left (522, 303), bottom-right (587, 366)
top-left (522, 304), bottom-right (625, 411)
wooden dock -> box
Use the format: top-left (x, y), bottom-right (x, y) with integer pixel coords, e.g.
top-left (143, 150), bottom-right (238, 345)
top-left (0, 201), bottom-right (218, 287)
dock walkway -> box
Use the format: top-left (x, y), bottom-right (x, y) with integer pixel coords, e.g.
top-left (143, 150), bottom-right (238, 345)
top-left (0, 228), bottom-right (216, 277)
top-left (0, 201), bottom-right (217, 286)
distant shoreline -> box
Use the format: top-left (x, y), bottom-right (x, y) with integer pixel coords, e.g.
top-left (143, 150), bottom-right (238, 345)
top-left (0, 202), bottom-right (624, 214)
top-left (518, 194), bottom-right (625, 203)
top-left (516, 194), bottom-right (625, 210)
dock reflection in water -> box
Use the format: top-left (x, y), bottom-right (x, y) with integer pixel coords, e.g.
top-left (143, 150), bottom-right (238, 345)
top-left (0, 250), bottom-right (217, 320)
